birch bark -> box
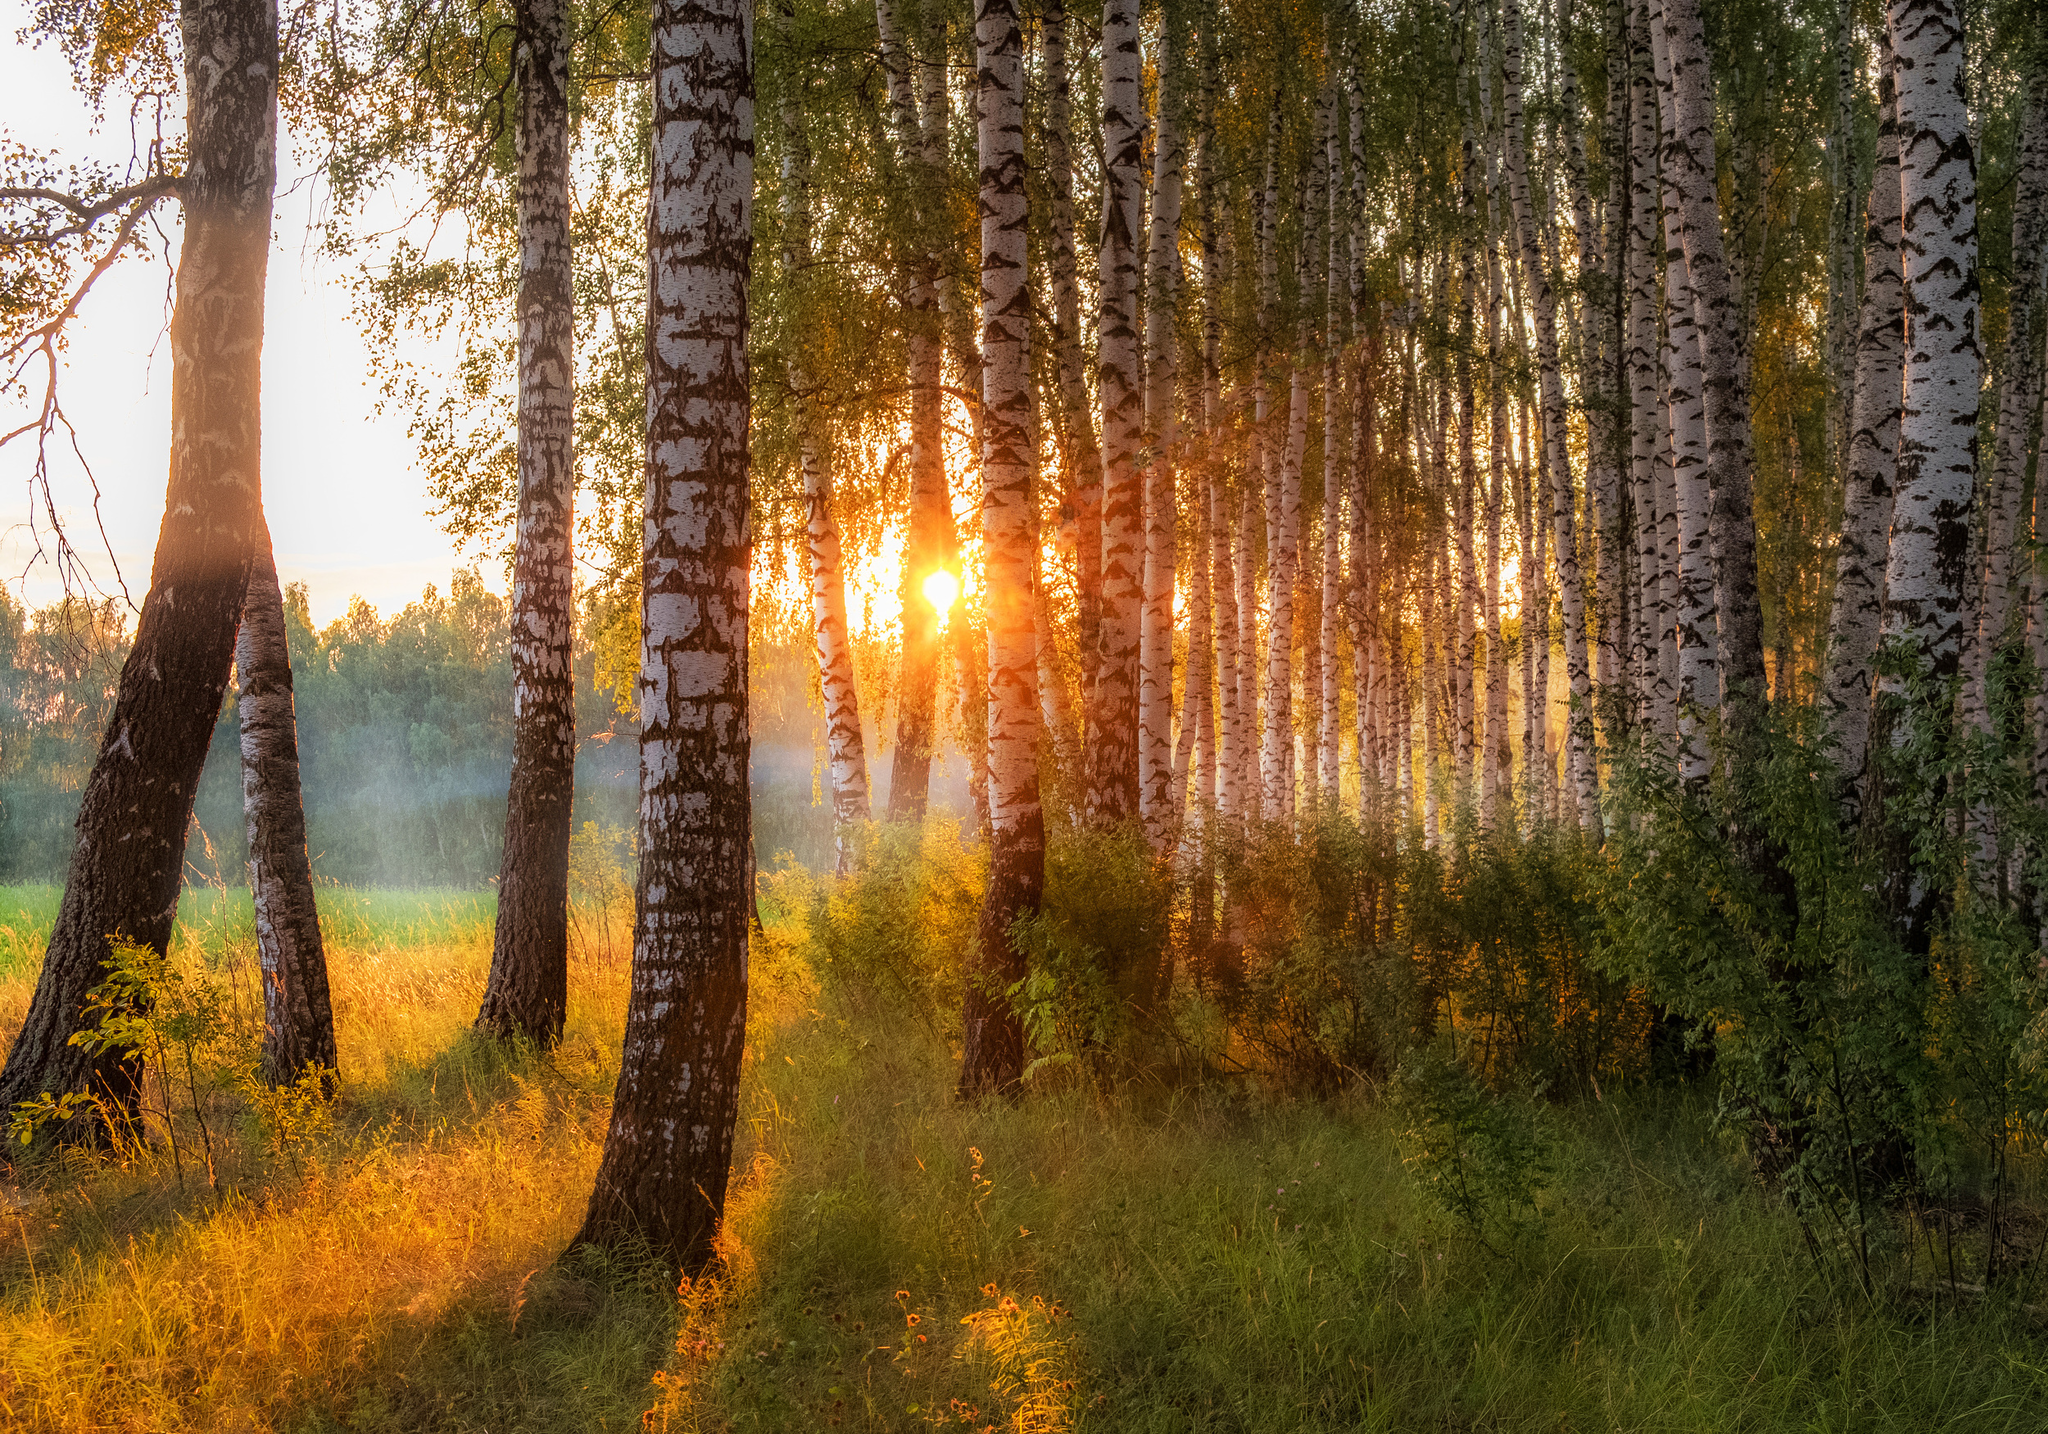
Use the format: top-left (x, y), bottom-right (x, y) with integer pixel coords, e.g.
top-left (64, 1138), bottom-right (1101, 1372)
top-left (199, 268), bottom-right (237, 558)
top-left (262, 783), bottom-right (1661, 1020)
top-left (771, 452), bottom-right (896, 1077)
top-left (480, 0), bottom-right (576, 1046)
top-left (1086, 0), bottom-right (1144, 826)
top-left (1626, 0), bottom-right (1672, 742)
top-left (0, 0), bottom-right (273, 1122)
top-left (1822, 28), bottom-right (1902, 792)
top-left (960, 0), bottom-right (1038, 1098)
top-left (1504, 0), bottom-right (1599, 831)
top-left (1042, 0), bottom-right (1103, 712)
top-left (571, 0), bottom-right (752, 1280)
top-left (1648, 0), bottom-right (1715, 784)
top-left (1879, 0), bottom-right (1979, 690)
top-left (778, 0), bottom-right (869, 875)
top-left (1660, 0), bottom-right (1767, 748)
top-left (1139, 30), bottom-right (1184, 845)
top-left (240, 522), bottom-right (334, 1089)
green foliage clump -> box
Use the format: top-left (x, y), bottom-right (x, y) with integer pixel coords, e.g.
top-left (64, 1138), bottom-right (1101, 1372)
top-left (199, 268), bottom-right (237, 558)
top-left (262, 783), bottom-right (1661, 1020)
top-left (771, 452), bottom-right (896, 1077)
top-left (10, 939), bottom-right (335, 1187)
top-left (1599, 684), bottom-right (2048, 1294)
top-left (1007, 825), bottom-right (1172, 1084)
top-left (1392, 1044), bottom-right (1553, 1249)
top-left (799, 820), bottom-right (984, 1038)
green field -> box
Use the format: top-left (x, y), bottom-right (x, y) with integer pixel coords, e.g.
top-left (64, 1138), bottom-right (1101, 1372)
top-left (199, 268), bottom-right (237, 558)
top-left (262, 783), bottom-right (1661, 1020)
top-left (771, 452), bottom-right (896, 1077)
top-left (0, 884), bottom-right (2038, 1432)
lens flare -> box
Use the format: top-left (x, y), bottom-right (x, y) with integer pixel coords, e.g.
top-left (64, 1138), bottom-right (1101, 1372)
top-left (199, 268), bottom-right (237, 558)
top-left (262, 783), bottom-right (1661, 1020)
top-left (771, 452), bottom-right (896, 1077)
top-left (921, 568), bottom-right (960, 618)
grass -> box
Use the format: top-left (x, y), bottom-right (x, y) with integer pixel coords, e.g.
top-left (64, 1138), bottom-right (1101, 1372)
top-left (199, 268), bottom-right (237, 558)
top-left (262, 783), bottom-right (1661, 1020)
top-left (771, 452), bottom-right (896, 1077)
top-left (0, 882), bottom-right (2038, 1431)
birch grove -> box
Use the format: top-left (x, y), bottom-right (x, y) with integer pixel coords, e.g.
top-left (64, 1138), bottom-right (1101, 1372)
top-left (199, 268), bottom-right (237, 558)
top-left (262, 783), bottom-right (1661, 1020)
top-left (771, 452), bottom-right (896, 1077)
top-left (12, 0), bottom-right (2048, 1308)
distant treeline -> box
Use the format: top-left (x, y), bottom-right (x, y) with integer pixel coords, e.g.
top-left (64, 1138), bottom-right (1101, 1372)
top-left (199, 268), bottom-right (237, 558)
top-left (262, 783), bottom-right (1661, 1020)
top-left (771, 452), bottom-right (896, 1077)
top-left (0, 573), bottom-right (835, 886)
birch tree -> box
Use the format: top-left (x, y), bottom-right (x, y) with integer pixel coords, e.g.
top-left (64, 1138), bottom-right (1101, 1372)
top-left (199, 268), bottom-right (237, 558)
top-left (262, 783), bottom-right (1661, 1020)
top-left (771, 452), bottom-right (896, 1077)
top-left (959, 0), bottom-right (1037, 1097)
top-left (1503, 0), bottom-right (1598, 830)
top-left (1086, 0), bottom-right (1144, 826)
top-left (1659, 0), bottom-right (1767, 753)
top-left (878, 0), bottom-right (951, 822)
top-left (0, 0), bottom-right (273, 1123)
top-left (572, 0), bottom-right (753, 1279)
top-left (778, 0), bottom-right (869, 874)
top-left (1822, 24), bottom-right (1903, 795)
top-left (1648, 0), bottom-right (1715, 785)
top-left (478, 0), bottom-right (576, 1046)
top-left (239, 521), bottom-right (335, 1089)
top-left (1139, 28), bottom-right (1184, 846)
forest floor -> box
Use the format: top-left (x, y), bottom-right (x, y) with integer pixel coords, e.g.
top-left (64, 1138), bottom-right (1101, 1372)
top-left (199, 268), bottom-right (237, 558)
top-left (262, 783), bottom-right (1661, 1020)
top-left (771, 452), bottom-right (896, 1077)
top-left (0, 884), bottom-right (2038, 1432)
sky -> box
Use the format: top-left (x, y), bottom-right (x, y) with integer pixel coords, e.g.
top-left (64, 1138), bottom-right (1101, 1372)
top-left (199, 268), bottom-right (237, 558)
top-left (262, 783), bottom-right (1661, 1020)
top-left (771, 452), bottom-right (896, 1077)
top-left (1, 5), bottom-right (472, 629)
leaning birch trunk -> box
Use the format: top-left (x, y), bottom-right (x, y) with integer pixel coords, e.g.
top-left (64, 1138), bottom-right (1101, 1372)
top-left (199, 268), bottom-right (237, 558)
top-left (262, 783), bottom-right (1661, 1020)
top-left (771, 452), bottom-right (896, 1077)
top-left (0, 0), bottom-right (272, 1124)
top-left (570, 0), bottom-right (752, 1281)
top-left (1660, 0), bottom-right (1767, 755)
top-left (1086, 0), bottom-right (1145, 826)
top-left (960, 0), bottom-right (1039, 1098)
top-left (777, 0), bottom-right (868, 874)
top-left (1042, 0), bottom-right (1103, 713)
top-left (1139, 35), bottom-right (1184, 848)
top-left (239, 521), bottom-right (335, 1089)
top-left (1504, 0), bottom-right (1598, 831)
top-left (479, 0), bottom-right (576, 1047)
top-left (1822, 25), bottom-right (1903, 798)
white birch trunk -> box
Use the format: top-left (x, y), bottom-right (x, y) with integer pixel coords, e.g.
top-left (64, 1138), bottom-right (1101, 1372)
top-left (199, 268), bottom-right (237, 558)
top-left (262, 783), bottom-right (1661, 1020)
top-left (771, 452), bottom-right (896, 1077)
top-left (1626, 0), bottom-right (1672, 744)
top-left (1086, 0), bottom-right (1145, 825)
top-left (575, 0), bottom-right (751, 1278)
top-left (1139, 31), bottom-right (1184, 847)
top-left (1661, 0), bottom-right (1768, 747)
top-left (1879, 0), bottom-right (1979, 691)
top-left (779, 2), bottom-right (868, 874)
top-left (1822, 26), bottom-right (1903, 793)
top-left (1506, 0), bottom-right (1599, 830)
top-left (961, 0), bottom-right (1039, 1097)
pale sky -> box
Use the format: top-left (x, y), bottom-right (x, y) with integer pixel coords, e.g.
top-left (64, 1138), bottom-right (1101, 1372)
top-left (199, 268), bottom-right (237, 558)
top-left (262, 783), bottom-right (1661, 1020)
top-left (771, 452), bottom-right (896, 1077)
top-left (1, 5), bottom-right (473, 628)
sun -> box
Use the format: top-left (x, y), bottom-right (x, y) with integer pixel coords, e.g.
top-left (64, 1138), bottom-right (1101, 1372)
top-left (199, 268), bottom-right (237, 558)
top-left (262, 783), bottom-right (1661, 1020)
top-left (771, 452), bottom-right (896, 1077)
top-left (921, 568), bottom-right (960, 619)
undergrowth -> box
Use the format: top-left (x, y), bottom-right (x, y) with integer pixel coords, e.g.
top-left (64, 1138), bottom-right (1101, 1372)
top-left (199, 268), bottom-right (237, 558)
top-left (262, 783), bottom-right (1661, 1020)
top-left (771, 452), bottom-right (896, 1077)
top-left (0, 831), bottom-right (2039, 1431)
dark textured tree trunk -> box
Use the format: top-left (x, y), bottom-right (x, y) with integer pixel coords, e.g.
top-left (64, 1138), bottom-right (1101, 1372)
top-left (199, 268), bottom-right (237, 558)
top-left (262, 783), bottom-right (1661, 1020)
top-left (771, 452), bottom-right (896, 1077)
top-left (239, 520), bottom-right (335, 1089)
top-left (959, 0), bottom-right (1039, 1099)
top-left (0, 0), bottom-right (274, 1125)
top-left (478, 0), bottom-right (575, 1046)
top-left (570, 0), bottom-right (752, 1280)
